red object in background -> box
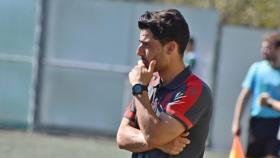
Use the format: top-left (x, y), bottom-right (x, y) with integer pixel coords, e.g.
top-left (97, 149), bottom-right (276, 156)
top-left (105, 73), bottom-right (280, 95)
top-left (229, 136), bottom-right (245, 158)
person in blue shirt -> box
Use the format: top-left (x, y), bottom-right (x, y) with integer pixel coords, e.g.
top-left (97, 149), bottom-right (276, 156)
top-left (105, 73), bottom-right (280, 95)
top-left (232, 32), bottom-right (280, 158)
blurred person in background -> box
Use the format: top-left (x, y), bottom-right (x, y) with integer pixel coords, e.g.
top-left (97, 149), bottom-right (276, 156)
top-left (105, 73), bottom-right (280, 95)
top-left (116, 8), bottom-right (213, 158)
top-left (232, 32), bottom-right (280, 158)
top-left (184, 37), bottom-right (196, 70)
top-left (183, 37), bottom-right (203, 78)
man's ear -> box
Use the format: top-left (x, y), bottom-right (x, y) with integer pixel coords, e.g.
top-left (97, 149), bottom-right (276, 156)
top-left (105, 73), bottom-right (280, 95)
top-left (166, 41), bottom-right (177, 55)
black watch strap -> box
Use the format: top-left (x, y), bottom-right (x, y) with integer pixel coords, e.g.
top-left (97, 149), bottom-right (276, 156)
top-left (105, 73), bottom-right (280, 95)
top-left (132, 84), bottom-right (148, 95)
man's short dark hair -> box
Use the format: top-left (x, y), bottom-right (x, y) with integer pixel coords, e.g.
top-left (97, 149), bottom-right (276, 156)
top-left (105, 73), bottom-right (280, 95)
top-left (138, 9), bottom-right (190, 57)
top-left (275, 33), bottom-right (280, 48)
top-left (263, 32), bottom-right (280, 48)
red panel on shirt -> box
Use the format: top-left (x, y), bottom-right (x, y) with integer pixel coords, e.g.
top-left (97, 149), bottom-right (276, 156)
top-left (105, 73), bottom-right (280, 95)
top-left (166, 74), bottom-right (203, 128)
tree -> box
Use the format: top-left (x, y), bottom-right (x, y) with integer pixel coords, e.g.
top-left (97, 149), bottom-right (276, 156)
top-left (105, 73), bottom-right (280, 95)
top-left (153, 0), bottom-right (280, 29)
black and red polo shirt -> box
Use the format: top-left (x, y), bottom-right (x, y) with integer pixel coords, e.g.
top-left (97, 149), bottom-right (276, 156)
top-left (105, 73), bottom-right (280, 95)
top-left (124, 67), bottom-right (213, 158)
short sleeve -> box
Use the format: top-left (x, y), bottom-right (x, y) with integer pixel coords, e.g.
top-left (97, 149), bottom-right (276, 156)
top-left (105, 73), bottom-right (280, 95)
top-left (242, 63), bottom-right (258, 90)
top-left (124, 99), bottom-right (136, 122)
top-left (165, 75), bottom-right (207, 129)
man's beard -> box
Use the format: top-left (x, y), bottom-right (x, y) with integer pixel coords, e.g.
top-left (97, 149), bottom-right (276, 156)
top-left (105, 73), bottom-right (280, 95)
top-left (264, 55), bottom-right (276, 63)
top-left (141, 58), bottom-right (149, 68)
top-left (262, 52), bottom-right (274, 61)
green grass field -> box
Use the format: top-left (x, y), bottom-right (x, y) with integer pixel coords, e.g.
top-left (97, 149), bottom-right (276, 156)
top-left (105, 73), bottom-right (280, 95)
top-left (0, 130), bottom-right (228, 158)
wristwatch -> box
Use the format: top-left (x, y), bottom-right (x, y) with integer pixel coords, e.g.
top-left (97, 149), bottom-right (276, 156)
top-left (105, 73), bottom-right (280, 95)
top-left (267, 98), bottom-right (274, 108)
top-left (132, 84), bottom-right (148, 95)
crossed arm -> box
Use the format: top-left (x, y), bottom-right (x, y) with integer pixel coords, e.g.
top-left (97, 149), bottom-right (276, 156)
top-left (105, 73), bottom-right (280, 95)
top-left (116, 60), bottom-right (189, 154)
top-left (116, 91), bottom-right (189, 154)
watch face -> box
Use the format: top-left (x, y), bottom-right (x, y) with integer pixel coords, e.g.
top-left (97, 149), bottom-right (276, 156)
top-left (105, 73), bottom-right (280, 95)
top-left (133, 84), bottom-right (142, 94)
top-left (132, 84), bottom-right (147, 95)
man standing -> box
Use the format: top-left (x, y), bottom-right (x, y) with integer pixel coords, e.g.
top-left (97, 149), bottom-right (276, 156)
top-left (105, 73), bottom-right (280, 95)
top-left (116, 9), bottom-right (213, 158)
top-left (232, 32), bottom-right (280, 158)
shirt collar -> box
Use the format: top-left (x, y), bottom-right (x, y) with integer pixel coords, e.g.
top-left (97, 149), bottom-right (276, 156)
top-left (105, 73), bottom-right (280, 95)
top-left (152, 66), bottom-right (192, 90)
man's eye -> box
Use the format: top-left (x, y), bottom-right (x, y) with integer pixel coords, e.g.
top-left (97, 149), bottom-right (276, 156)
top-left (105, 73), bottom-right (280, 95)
top-left (143, 43), bottom-right (149, 47)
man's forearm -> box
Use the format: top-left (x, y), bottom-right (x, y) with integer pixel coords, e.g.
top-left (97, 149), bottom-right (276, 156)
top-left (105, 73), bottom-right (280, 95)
top-left (134, 91), bottom-right (162, 146)
top-left (117, 119), bottom-right (154, 152)
top-left (269, 98), bottom-right (280, 111)
top-left (233, 89), bottom-right (250, 123)
top-left (117, 122), bottom-right (188, 155)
